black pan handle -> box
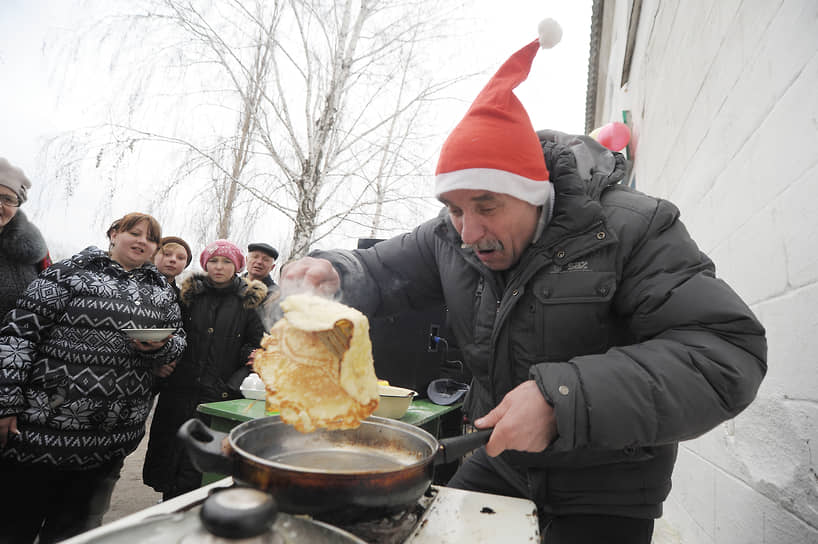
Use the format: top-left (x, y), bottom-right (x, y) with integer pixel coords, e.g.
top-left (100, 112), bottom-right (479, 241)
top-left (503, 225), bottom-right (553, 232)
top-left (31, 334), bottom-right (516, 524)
top-left (177, 418), bottom-right (234, 475)
top-left (435, 429), bottom-right (492, 465)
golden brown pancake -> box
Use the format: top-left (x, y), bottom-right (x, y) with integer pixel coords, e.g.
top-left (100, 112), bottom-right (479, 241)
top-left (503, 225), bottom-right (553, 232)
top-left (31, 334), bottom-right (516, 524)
top-left (253, 294), bottom-right (379, 432)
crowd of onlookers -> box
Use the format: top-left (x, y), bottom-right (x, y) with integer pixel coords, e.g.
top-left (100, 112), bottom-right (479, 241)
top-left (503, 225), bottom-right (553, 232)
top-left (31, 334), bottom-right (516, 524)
top-left (0, 156), bottom-right (281, 543)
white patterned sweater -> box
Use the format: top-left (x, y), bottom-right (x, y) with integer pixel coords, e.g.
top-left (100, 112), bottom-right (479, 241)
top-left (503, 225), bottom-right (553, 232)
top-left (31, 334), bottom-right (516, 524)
top-left (0, 246), bottom-right (186, 469)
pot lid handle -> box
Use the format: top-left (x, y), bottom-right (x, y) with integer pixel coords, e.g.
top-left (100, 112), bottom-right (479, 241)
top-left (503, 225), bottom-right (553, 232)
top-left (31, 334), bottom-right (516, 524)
top-left (201, 487), bottom-right (278, 539)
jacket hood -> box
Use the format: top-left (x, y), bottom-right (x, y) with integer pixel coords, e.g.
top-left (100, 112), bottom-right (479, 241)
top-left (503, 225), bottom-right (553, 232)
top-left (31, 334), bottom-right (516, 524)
top-left (180, 273), bottom-right (267, 309)
top-left (536, 129), bottom-right (626, 199)
top-left (0, 210), bottom-right (48, 263)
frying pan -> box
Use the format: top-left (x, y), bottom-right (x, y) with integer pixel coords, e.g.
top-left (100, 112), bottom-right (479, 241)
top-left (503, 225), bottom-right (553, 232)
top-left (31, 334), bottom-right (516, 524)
top-left (179, 415), bottom-right (490, 518)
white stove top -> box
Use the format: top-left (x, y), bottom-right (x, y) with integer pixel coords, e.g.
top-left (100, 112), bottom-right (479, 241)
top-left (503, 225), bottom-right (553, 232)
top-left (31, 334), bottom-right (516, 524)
top-left (62, 478), bottom-right (540, 543)
top-left (407, 485), bottom-right (539, 543)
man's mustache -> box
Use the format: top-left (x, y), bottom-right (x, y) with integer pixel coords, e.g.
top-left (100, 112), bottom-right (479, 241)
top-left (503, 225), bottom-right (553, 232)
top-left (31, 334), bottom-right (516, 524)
top-left (461, 240), bottom-right (504, 252)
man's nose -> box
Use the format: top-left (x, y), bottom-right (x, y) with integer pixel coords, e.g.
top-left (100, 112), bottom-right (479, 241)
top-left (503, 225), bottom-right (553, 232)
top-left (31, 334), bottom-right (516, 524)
top-left (459, 213), bottom-right (485, 244)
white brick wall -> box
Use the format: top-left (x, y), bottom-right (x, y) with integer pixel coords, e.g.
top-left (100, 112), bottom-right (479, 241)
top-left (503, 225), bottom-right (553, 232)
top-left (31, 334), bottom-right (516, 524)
top-left (591, 1), bottom-right (818, 542)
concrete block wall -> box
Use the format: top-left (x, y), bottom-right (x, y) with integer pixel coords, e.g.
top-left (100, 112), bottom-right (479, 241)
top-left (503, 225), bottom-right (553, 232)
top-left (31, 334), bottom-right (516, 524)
top-left (591, 1), bottom-right (818, 542)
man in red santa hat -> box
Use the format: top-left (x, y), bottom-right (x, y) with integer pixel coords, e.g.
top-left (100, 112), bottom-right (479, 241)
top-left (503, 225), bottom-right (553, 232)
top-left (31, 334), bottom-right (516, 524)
top-left (280, 19), bottom-right (766, 543)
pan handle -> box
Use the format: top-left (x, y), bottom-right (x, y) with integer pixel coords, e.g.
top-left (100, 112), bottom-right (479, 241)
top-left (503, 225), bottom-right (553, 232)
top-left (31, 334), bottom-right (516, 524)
top-left (177, 418), bottom-right (233, 475)
top-left (435, 429), bottom-right (492, 465)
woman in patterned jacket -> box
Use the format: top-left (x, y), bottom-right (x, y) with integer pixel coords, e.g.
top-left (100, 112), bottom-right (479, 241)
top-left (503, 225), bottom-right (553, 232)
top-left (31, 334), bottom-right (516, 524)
top-left (0, 212), bottom-right (186, 544)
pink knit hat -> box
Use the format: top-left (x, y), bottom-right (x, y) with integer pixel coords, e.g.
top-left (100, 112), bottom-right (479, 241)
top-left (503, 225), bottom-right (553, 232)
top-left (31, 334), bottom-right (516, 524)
top-left (434, 19), bottom-right (562, 206)
top-left (200, 239), bottom-right (245, 273)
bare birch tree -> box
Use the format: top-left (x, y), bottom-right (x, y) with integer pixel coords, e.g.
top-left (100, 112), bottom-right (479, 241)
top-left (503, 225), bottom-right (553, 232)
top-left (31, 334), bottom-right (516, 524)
top-left (43, 0), bottom-right (469, 257)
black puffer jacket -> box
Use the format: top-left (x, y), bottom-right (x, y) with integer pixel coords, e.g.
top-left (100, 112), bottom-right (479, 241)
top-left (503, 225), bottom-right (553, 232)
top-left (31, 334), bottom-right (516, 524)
top-left (0, 210), bottom-right (49, 319)
top-left (143, 274), bottom-right (266, 494)
top-left (167, 274), bottom-right (267, 399)
top-left (314, 132), bottom-right (767, 519)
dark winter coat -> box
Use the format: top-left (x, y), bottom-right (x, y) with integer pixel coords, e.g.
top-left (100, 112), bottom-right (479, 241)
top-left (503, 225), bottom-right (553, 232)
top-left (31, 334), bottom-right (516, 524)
top-left (0, 246), bottom-right (185, 469)
top-left (169, 273), bottom-right (266, 399)
top-left (313, 132), bottom-right (767, 519)
top-left (0, 210), bottom-right (49, 319)
top-left (142, 274), bottom-right (266, 494)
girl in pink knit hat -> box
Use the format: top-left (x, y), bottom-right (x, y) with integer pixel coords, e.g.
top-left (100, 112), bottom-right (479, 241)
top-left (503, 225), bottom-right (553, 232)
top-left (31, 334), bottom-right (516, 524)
top-left (144, 238), bottom-right (267, 500)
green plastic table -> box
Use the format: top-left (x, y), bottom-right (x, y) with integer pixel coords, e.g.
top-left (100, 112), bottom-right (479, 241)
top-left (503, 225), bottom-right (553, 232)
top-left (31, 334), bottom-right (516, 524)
top-left (197, 397), bottom-right (461, 435)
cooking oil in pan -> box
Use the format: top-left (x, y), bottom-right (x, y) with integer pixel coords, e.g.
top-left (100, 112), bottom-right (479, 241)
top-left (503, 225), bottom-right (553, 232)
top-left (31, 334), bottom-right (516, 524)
top-left (270, 446), bottom-right (415, 472)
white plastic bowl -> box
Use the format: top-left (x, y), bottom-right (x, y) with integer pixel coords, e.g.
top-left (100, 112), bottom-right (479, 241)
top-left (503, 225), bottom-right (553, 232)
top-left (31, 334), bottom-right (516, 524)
top-left (372, 385), bottom-right (417, 419)
top-left (240, 373), bottom-right (266, 400)
top-left (122, 328), bottom-right (175, 342)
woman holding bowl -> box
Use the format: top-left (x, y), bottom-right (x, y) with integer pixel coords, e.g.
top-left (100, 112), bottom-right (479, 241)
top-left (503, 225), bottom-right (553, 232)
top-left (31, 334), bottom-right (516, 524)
top-left (0, 212), bottom-right (186, 543)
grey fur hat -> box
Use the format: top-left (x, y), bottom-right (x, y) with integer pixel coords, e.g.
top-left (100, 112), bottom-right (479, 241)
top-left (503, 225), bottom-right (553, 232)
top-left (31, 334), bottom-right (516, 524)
top-left (0, 158), bottom-right (31, 204)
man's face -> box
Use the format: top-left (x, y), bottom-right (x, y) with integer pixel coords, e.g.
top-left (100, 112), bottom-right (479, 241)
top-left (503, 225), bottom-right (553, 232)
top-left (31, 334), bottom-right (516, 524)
top-left (440, 189), bottom-right (540, 271)
top-left (246, 250), bottom-right (275, 280)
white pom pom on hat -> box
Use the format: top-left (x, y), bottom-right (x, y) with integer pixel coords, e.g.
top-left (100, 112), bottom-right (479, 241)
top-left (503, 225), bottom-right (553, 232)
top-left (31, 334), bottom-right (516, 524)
top-left (435, 18), bottom-right (562, 206)
top-left (538, 18), bottom-right (563, 49)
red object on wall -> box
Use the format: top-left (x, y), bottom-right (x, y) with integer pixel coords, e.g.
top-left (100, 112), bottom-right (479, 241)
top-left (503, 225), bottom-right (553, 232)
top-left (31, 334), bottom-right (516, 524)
top-left (596, 122), bottom-right (631, 152)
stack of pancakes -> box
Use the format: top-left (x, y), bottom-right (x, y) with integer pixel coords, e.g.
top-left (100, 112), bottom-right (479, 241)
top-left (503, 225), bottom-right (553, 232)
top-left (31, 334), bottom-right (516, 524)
top-left (253, 294), bottom-right (379, 432)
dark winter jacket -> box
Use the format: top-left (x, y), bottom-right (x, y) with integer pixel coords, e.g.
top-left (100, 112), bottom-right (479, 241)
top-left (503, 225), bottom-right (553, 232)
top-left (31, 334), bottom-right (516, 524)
top-left (0, 246), bottom-right (185, 469)
top-left (313, 132), bottom-right (767, 519)
top-left (166, 273), bottom-right (266, 400)
top-left (142, 273), bottom-right (265, 494)
top-left (0, 210), bottom-right (49, 319)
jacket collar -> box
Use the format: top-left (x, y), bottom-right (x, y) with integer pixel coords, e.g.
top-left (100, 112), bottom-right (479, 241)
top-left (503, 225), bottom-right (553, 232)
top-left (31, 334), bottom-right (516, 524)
top-left (180, 272), bottom-right (267, 309)
top-left (0, 210), bottom-right (49, 263)
top-left (70, 246), bottom-right (168, 285)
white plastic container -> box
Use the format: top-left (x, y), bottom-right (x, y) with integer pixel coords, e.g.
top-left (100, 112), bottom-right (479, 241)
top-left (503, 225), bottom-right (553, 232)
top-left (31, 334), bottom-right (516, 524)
top-left (240, 372), bottom-right (266, 400)
top-left (372, 384), bottom-right (417, 419)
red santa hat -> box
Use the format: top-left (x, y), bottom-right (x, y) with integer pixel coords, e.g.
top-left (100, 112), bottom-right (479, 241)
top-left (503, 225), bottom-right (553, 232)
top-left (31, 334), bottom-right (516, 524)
top-left (435, 18), bottom-right (562, 205)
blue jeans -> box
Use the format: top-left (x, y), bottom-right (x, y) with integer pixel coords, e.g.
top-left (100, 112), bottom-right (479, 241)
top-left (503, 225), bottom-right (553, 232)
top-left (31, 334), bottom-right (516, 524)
top-left (0, 457), bottom-right (123, 544)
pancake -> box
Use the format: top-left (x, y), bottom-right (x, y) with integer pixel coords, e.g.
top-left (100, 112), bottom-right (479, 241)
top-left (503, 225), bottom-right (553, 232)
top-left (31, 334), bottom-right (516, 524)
top-left (253, 294), bottom-right (379, 432)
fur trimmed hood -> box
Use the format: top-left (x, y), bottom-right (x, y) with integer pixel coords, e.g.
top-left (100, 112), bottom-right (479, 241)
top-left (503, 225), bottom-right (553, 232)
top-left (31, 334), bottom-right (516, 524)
top-left (0, 210), bottom-right (48, 264)
top-left (179, 273), bottom-right (267, 309)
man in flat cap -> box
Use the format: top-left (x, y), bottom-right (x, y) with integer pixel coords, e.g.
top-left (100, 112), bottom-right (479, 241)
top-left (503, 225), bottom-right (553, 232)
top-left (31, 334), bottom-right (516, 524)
top-left (244, 243), bottom-right (281, 328)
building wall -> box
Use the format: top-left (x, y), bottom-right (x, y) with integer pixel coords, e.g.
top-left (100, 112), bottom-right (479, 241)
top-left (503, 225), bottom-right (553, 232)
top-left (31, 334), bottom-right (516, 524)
top-left (590, 1), bottom-right (818, 543)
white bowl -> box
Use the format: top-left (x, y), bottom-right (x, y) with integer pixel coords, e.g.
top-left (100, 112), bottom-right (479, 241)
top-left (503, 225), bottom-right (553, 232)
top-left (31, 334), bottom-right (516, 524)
top-left (240, 373), bottom-right (266, 400)
top-left (122, 328), bottom-right (175, 342)
top-left (241, 387), bottom-right (266, 400)
top-left (373, 385), bottom-right (417, 419)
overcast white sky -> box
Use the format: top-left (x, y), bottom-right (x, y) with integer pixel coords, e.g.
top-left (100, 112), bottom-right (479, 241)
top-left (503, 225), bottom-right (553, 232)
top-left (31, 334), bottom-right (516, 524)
top-left (0, 0), bottom-right (593, 262)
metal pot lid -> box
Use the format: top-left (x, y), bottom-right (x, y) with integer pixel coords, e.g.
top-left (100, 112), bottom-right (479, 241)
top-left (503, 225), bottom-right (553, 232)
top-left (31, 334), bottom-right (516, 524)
top-left (80, 489), bottom-right (366, 544)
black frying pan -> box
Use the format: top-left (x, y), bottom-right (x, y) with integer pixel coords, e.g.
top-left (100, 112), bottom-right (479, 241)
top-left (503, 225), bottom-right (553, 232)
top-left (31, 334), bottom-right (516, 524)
top-left (179, 415), bottom-right (490, 518)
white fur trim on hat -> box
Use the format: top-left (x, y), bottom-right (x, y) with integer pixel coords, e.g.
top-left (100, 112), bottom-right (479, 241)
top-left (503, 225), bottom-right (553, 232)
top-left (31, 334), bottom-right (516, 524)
top-left (435, 168), bottom-right (552, 206)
